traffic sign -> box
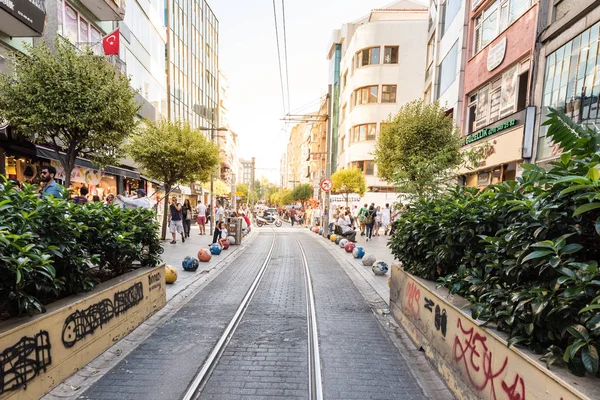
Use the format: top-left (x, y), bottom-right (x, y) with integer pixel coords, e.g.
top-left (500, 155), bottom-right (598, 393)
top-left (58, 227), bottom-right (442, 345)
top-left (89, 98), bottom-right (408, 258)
top-left (320, 178), bottom-right (333, 192)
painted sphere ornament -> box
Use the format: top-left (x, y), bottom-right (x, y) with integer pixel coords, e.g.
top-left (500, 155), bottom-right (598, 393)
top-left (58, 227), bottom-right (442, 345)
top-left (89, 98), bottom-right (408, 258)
top-left (210, 244), bottom-right (222, 255)
top-left (345, 242), bottom-right (355, 253)
top-left (227, 236), bottom-right (235, 245)
top-left (339, 238), bottom-right (348, 248)
top-left (318, 229), bottom-right (323, 235)
top-left (198, 249), bottom-right (212, 262)
top-left (182, 256), bottom-right (200, 272)
top-left (352, 247), bottom-right (365, 259)
top-left (330, 234), bottom-right (337, 242)
top-left (222, 240), bottom-right (230, 250)
top-left (165, 266), bottom-right (178, 284)
top-left (335, 236), bottom-right (342, 245)
top-left (372, 261), bottom-right (389, 276)
top-left (362, 254), bottom-right (376, 266)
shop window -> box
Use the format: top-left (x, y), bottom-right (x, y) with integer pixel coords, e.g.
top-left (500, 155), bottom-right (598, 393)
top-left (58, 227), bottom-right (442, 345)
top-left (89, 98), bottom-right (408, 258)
top-left (468, 95), bottom-right (477, 134)
top-left (477, 171), bottom-right (490, 186)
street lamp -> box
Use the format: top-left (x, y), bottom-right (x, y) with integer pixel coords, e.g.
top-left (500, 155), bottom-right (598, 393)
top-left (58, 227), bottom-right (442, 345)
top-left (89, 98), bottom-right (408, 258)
top-left (199, 126), bottom-right (228, 237)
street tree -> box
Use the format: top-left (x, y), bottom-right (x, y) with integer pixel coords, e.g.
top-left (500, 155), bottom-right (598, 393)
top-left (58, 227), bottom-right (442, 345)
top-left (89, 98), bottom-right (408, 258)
top-left (127, 119), bottom-right (219, 239)
top-left (270, 189), bottom-right (293, 207)
top-left (236, 183), bottom-right (249, 204)
top-left (291, 183), bottom-right (313, 208)
top-left (331, 167), bottom-right (366, 206)
top-left (0, 39), bottom-right (138, 187)
top-left (374, 99), bottom-right (462, 195)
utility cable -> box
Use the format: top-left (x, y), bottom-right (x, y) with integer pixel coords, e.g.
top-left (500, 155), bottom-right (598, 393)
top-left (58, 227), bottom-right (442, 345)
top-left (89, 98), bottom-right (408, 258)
top-left (272, 0), bottom-right (287, 115)
top-left (281, 0), bottom-right (291, 114)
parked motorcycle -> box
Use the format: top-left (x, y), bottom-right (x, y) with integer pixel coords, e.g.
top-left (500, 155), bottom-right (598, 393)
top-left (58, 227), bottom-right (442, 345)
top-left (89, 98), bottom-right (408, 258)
top-left (256, 214), bottom-right (282, 227)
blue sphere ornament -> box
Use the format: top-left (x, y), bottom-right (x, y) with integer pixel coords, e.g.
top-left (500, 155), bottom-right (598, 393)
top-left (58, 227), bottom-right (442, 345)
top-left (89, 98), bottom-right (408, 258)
top-left (372, 261), bottom-right (389, 276)
top-left (182, 256), bottom-right (200, 272)
top-left (339, 238), bottom-right (349, 248)
top-left (210, 244), bottom-right (222, 255)
top-left (318, 229), bottom-right (323, 235)
top-left (352, 247), bottom-right (365, 259)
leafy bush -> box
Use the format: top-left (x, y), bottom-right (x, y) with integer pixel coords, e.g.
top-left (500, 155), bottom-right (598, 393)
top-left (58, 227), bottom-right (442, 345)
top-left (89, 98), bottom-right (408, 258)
top-left (0, 179), bottom-right (162, 318)
top-left (390, 109), bottom-right (600, 377)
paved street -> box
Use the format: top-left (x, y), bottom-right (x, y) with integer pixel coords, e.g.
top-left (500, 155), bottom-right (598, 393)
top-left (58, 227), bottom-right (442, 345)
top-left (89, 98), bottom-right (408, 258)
top-left (66, 227), bottom-right (450, 400)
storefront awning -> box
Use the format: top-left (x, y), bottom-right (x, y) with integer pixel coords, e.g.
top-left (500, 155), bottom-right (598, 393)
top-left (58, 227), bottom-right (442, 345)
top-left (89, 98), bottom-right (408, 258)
top-left (35, 146), bottom-right (140, 180)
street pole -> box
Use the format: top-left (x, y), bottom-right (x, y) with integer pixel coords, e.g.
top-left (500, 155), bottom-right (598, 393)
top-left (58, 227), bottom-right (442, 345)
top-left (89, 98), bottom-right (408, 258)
top-left (251, 157), bottom-right (256, 207)
top-left (324, 84), bottom-right (333, 230)
top-left (210, 127), bottom-right (215, 237)
top-left (231, 173), bottom-right (236, 211)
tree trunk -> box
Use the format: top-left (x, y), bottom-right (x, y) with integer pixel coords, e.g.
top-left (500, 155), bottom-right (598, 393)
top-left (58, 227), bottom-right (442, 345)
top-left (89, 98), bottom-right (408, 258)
top-left (345, 193), bottom-right (349, 208)
top-left (160, 184), bottom-right (171, 240)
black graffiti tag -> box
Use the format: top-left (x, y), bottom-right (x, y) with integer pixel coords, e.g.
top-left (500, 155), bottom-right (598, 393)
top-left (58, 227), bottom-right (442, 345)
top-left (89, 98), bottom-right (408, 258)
top-left (423, 297), bottom-right (448, 338)
top-left (62, 282), bottom-right (144, 348)
top-left (0, 331), bottom-right (52, 395)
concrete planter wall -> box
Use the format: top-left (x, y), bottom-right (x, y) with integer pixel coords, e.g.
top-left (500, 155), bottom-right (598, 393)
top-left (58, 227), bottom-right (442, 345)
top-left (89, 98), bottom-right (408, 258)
top-left (0, 265), bottom-right (166, 400)
top-left (390, 263), bottom-right (599, 400)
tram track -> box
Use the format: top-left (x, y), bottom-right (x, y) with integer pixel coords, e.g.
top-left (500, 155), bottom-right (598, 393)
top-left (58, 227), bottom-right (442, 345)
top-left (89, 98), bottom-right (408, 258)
top-left (182, 231), bottom-right (324, 400)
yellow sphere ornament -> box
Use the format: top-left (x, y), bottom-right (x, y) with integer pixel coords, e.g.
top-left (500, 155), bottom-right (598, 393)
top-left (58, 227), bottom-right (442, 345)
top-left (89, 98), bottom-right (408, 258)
top-left (330, 234), bottom-right (337, 242)
top-left (165, 265), bottom-right (178, 284)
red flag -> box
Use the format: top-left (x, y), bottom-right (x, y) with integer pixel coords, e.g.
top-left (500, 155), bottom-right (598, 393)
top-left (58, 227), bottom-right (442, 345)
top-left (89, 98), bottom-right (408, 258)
top-left (102, 29), bottom-right (120, 56)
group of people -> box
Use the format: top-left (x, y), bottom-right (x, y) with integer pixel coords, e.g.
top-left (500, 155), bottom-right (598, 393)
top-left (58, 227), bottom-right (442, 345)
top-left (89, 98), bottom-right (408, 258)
top-left (328, 202), bottom-right (404, 242)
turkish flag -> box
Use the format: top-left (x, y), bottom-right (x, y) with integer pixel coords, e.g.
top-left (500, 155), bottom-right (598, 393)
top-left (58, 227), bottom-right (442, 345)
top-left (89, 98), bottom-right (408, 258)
top-left (102, 29), bottom-right (120, 55)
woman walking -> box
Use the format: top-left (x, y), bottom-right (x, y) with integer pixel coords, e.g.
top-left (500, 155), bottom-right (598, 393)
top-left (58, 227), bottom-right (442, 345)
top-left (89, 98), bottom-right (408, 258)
top-left (374, 206), bottom-right (382, 236)
top-left (182, 199), bottom-right (193, 238)
top-left (364, 205), bottom-right (376, 242)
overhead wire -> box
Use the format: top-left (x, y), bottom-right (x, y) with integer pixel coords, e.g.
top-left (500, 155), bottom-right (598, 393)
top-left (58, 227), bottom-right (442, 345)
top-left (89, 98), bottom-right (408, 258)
top-left (272, 0), bottom-right (287, 116)
top-left (281, 0), bottom-right (291, 114)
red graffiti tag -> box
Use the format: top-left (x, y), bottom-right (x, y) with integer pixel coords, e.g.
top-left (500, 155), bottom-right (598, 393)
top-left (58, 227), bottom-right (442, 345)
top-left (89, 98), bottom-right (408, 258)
top-left (453, 318), bottom-right (526, 400)
top-left (406, 281), bottom-right (420, 318)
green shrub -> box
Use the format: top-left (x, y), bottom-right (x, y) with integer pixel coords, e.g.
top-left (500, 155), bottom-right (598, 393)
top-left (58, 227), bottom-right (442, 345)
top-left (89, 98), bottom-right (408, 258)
top-left (389, 109), bottom-right (600, 377)
top-left (0, 179), bottom-right (162, 318)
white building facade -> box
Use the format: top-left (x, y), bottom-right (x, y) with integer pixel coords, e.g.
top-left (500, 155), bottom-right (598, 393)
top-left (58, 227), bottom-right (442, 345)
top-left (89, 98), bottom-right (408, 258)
top-left (327, 1), bottom-right (428, 203)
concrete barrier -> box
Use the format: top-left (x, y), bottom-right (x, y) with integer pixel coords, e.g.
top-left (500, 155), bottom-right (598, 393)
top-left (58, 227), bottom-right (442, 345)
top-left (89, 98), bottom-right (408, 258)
top-left (0, 265), bottom-right (166, 400)
top-left (390, 263), bottom-right (599, 400)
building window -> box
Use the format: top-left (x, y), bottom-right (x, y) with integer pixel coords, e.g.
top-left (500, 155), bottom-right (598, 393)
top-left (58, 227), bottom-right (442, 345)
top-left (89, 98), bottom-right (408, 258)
top-left (538, 22), bottom-right (600, 159)
top-left (343, 70), bottom-right (348, 89)
top-left (474, 0), bottom-right (533, 54)
top-left (384, 46), bottom-right (399, 64)
top-left (355, 47), bottom-right (380, 69)
top-left (57, 0), bottom-right (103, 54)
top-left (466, 62), bottom-right (526, 133)
top-left (442, 0), bottom-right (461, 36)
top-left (352, 86), bottom-right (378, 106)
top-left (382, 85), bottom-right (397, 103)
top-left (351, 160), bottom-right (375, 175)
top-left (437, 41), bottom-right (458, 98)
top-left (351, 123), bottom-right (376, 143)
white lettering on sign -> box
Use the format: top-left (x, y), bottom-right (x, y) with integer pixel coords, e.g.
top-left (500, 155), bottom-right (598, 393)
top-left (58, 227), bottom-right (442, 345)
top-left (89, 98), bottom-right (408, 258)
top-left (0, 0), bottom-right (15, 11)
top-left (28, 0), bottom-right (46, 12)
top-left (487, 37), bottom-right (507, 71)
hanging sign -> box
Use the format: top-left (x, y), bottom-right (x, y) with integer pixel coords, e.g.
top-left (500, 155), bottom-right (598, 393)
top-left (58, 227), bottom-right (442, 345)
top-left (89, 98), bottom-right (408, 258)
top-left (487, 37), bottom-right (507, 71)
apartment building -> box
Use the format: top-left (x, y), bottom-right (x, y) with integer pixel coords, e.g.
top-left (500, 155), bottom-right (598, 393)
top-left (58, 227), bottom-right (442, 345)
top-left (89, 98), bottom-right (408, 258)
top-left (326, 1), bottom-right (428, 203)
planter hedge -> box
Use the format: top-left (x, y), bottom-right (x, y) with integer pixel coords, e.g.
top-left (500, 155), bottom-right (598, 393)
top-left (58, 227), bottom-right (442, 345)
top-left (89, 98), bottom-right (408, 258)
top-left (389, 109), bottom-right (600, 378)
top-left (0, 181), bottom-right (162, 319)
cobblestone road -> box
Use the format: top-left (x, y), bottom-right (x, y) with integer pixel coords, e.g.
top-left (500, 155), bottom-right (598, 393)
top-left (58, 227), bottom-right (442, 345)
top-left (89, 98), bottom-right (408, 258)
top-left (78, 229), bottom-right (440, 400)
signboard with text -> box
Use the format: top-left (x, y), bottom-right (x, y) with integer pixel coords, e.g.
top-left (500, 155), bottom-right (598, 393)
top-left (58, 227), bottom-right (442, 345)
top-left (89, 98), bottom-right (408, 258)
top-left (0, 0), bottom-right (47, 36)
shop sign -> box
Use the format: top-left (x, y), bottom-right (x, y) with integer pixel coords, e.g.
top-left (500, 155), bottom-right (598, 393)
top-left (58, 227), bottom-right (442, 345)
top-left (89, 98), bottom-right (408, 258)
top-left (51, 161), bottom-right (104, 185)
top-left (0, 0), bottom-right (47, 35)
top-left (464, 119), bottom-right (517, 145)
top-left (487, 37), bottom-right (507, 71)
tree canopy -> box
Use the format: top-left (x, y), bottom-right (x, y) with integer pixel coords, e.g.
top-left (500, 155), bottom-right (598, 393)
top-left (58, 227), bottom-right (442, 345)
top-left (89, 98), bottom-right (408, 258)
top-left (270, 189), bottom-right (293, 207)
top-left (374, 99), bottom-right (462, 195)
top-left (127, 119), bottom-right (219, 238)
top-left (0, 38), bottom-right (139, 187)
top-left (236, 183), bottom-right (249, 204)
top-left (291, 183), bottom-right (313, 207)
top-left (331, 167), bottom-right (366, 206)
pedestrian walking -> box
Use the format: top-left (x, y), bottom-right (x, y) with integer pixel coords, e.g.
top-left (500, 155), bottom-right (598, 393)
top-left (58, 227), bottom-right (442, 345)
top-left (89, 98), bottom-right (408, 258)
top-left (358, 203), bottom-right (368, 235)
top-left (196, 200), bottom-right (207, 235)
top-left (374, 206), bottom-right (382, 236)
top-left (40, 165), bottom-right (63, 199)
top-left (169, 197), bottom-right (185, 244)
top-left (381, 203), bottom-right (391, 235)
top-left (182, 199), bottom-right (193, 238)
top-left (212, 200), bottom-right (225, 245)
top-left (365, 205), bottom-right (376, 241)
top-left (289, 207), bottom-right (296, 227)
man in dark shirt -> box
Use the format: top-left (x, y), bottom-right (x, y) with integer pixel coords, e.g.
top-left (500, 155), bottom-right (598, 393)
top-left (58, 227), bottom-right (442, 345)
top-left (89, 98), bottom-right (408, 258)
top-left (169, 197), bottom-right (185, 244)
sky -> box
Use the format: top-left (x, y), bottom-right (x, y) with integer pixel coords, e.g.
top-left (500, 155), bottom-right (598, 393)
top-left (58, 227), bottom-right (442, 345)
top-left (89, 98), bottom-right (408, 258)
top-left (209, 0), bottom-right (411, 183)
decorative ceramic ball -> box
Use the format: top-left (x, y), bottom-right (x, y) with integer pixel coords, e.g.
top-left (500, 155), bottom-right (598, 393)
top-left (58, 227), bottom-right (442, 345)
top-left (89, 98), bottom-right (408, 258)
top-left (362, 254), bottom-right (376, 266)
top-left (372, 261), bottom-right (389, 276)
top-left (198, 249), bottom-right (211, 262)
top-left (335, 236), bottom-right (342, 245)
top-left (165, 265), bottom-right (178, 284)
top-left (352, 246), bottom-right (365, 259)
top-left (345, 242), bottom-right (355, 253)
top-left (318, 229), bottom-right (323, 235)
top-left (210, 244), bottom-right (222, 255)
top-left (314, 227), bottom-right (319, 233)
top-left (182, 256), bottom-right (200, 272)
top-left (227, 236), bottom-right (235, 245)
top-left (222, 240), bottom-right (230, 250)
top-left (339, 238), bottom-right (348, 248)
top-left (327, 233), bottom-right (331, 240)
top-left (330, 234), bottom-right (337, 242)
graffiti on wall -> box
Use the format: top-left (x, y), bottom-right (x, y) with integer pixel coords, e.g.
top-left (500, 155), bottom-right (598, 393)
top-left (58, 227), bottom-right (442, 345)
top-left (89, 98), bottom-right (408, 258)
top-left (148, 271), bottom-right (162, 292)
top-left (424, 297), bottom-right (447, 337)
top-left (453, 318), bottom-right (526, 400)
top-left (0, 331), bottom-right (52, 395)
top-left (406, 281), bottom-right (421, 318)
top-left (62, 282), bottom-right (144, 348)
